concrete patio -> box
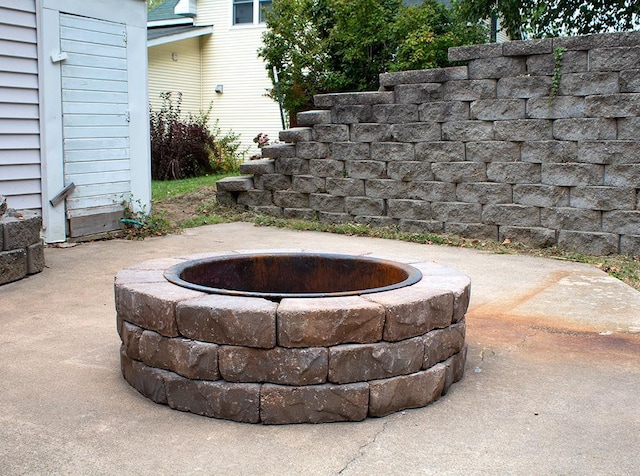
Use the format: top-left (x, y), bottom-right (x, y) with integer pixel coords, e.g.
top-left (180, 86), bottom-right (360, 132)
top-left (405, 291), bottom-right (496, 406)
top-left (1, 222), bottom-right (639, 474)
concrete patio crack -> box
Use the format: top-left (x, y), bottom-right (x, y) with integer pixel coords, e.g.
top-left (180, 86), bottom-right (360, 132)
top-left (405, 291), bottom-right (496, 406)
top-left (335, 418), bottom-right (394, 475)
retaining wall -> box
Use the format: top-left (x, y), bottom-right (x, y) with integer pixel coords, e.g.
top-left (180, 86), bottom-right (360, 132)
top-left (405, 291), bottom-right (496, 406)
top-left (217, 32), bottom-right (640, 255)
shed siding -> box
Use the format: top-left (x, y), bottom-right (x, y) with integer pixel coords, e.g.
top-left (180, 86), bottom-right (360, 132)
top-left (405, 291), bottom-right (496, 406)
top-left (198, 1), bottom-right (282, 154)
top-left (0, 0), bottom-right (42, 211)
top-left (148, 37), bottom-right (203, 114)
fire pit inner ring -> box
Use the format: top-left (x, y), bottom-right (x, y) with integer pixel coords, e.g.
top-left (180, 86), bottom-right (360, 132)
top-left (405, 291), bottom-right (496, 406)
top-left (164, 252), bottom-right (422, 299)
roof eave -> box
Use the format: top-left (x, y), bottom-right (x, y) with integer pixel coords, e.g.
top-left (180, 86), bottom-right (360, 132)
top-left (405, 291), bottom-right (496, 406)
top-left (147, 25), bottom-right (214, 47)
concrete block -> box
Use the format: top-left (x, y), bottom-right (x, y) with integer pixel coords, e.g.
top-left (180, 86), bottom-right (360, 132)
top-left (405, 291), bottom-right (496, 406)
top-left (167, 377), bottom-right (261, 423)
top-left (379, 67), bottom-right (468, 87)
top-left (331, 142), bottom-right (370, 161)
top-left (589, 46), bottom-right (640, 72)
top-left (297, 110), bottom-right (331, 126)
top-left (328, 337), bottom-right (424, 384)
top-left (176, 294), bottom-right (277, 348)
top-left (309, 193), bottom-right (345, 213)
top-left (237, 190), bottom-right (274, 207)
top-left (526, 51), bottom-right (587, 75)
top-left (419, 101), bottom-right (469, 122)
top-left (345, 196), bottom-right (385, 215)
top-left (216, 176), bottom-right (254, 192)
top-left (442, 347), bottom-right (467, 394)
top-left (275, 158), bottom-right (309, 175)
top-left (345, 160), bottom-right (387, 179)
top-left (578, 141), bottom-right (640, 165)
top-left (261, 174), bottom-right (291, 191)
top-left (120, 350), bottom-right (169, 405)
top-left (120, 321), bottom-right (144, 360)
top-left (277, 296), bottom-right (385, 347)
top-left (570, 186), bottom-right (636, 211)
top-left (26, 240), bottom-right (45, 274)
top-left (503, 38), bottom-right (553, 56)
top-left (279, 127), bottom-right (312, 143)
top-left (557, 230), bottom-right (619, 255)
top-left (391, 123), bottom-right (442, 142)
top-left (282, 208), bottom-right (317, 220)
top-left (219, 346), bottom-right (328, 386)
top-left (296, 141), bottom-right (329, 159)
top-left (602, 210), bottom-right (640, 235)
top-left (354, 216), bottom-right (398, 227)
top-left (468, 56), bottom-right (526, 79)
top-left (239, 159), bottom-right (275, 175)
top-left (541, 207), bottom-right (602, 232)
top-left (368, 365), bottom-right (445, 417)
top-left (558, 72), bottom-right (619, 96)
top-left (482, 204), bottom-right (540, 226)
top-left (216, 191), bottom-right (238, 206)
top-left (364, 179), bottom-right (409, 199)
top-left (521, 141), bottom-right (578, 164)
top-left (394, 83), bottom-right (443, 104)
top-left (513, 184), bottom-right (569, 207)
top-left (313, 124), bottom-right (349, 142)
top-left (0, 249), bottom-right (27, 285)
top-left (326, 178), bottom-right (365, 197)
top-left (408, 182), bottom-right (456, 202)
top-left (486, 162), bottom-right (541, 184)
top-left (314, 91), bottom-right (394, 107)
top-left (499, 226), bottom-right (556, 247)
top-left (445, 222), bottom-right (498, 240)
top-left (526, 96), bottom-right (585, 119)
top-left (604, 165), bottom-right (640, 187)
top-left (371, 142), bottom-right (415, 161)
top-left (448, 43), bottom-right (503, 61)
top-left (387, 161), bottom-right (433, 182)
top-left (260, 383), bottom-right (369, 424)
top-left (350, 123), bottom-right (392, 142)
top-left (372, 104), bottom-right (419, 123)
top-left (399, 219), bottom-right (445, 234)
top-left (292, 175), bottom-right (325, 194)
top-left (432, 162), bottom-right (486, 183)
top-left (542, 163), bottom-right (604, 186)
top-left (618, 117), bottom-right (640, 139)
top-left (261, 144), bottom-right (296, 159)
top-left (456, 182), bottom-right (512, 204)
top-left (334, 105), bottom-right (373, 124)
top-left (387, 199), bottom-right (432, 220)
top-left (415, 141), bottom-right (465, 162)
top-left (319, 212), bottom-right (351, 224)
top-left (442, 121), bottom-right (494, 141)
top-left (431, 202), bottom-right (482, 223)
top-left (620, 70), bottom-right (640, 93)
top-left (273, 191), bottom-right (309, 209)
top-left (2, 212), bottom-right (41, 249)
top-left (442, 80), bottom-right (497, 101)
top-left (470, 99), bottom-right (525, 120)
top-left (309, 159), bottom-right (344, 178)
top-left (465, 141), bottom-right (520, 163)
top-left (620, 234), bottom-right (640, 255)
top-left (585, 94), bottom-right (640, 118)
top-left (494, 119), bottom-right (552, 141)
top-left (422, 321), bottom-right (466, 369)
top-left (497, 76), bottom-right (551, 99)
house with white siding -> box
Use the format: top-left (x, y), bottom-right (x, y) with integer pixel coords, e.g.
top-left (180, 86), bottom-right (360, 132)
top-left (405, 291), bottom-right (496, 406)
top-left (0, 0), bottom-right (150, 242)
top-left (147, 0), bottom-right (282, 154)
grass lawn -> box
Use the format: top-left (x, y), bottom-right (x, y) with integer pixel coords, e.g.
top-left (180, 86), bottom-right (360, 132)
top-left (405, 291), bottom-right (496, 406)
top-left (149, 175), bottom-right (640, 291)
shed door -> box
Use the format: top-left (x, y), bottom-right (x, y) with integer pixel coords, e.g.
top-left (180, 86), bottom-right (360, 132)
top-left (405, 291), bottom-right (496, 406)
top-left (60, 13), bottom-right (131, 237)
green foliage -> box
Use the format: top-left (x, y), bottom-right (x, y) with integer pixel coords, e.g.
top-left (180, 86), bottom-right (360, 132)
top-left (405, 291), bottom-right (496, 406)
top-left (457, 0), bottom-right (639, 39)
top-left (549, 47), bottom-right (566, 103)
top-left (120, 197), bottom-right (176, 239)
top-left (259, 0), bottom-right (488, 119)
top-left (149, 92), bottom-right (243, 181)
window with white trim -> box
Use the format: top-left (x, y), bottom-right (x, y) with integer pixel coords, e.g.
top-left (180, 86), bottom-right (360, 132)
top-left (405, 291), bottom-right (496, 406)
top-left (233, 0), bottom-right (272, 25)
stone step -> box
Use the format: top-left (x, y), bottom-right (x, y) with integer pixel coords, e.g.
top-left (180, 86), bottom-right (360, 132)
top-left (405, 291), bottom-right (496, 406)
top-left (215, 175), bottom-right (254, 192)
top-left (239, 159), bottom-right (275, 175)
top-left (279, 127), bottom-right (312, 143)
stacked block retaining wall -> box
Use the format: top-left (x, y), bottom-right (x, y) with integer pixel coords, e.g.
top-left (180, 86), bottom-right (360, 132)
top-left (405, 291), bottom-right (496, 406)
top-left (217, 32), bottom-right (640, 255)
top-left (0, 210), bottom-right (45, 285)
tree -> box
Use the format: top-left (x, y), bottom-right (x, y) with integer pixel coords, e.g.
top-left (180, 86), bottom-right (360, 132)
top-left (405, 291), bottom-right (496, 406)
top-left (457, 0), bottom-right (639, 39)
top-left (259, 0), bottom-right (488, 121)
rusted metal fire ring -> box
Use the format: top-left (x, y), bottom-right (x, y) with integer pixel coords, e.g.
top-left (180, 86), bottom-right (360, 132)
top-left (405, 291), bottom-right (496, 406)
top-left (115, 251), bottom-right (470, 424)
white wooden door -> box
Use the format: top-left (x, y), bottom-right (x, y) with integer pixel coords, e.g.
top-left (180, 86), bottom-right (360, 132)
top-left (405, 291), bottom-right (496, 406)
top-left (60, 13), bottom-right (131, 236)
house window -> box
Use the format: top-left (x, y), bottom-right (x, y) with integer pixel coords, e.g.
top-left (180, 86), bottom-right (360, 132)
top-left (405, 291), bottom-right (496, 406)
top-left (233, 0), bottom-right (272, 25)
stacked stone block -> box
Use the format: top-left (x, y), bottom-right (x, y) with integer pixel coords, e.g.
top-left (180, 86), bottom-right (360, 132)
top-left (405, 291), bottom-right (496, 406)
top-left (217, 31), bottom-right (640, 255)
top-left (0, 210), bottom-right (45, 285)
top-left (116, 254), bottom-right (470, 424)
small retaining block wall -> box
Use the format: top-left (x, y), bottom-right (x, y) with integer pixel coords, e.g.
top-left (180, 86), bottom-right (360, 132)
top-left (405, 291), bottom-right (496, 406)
top-left (218, 31), bottom-right (640, 255)
top-left (0, 210), bottom-right (45, 285)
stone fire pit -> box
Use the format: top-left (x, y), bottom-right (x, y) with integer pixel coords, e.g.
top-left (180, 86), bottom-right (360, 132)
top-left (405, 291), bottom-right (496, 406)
top-left (115, 251), bottom-right (469, 424)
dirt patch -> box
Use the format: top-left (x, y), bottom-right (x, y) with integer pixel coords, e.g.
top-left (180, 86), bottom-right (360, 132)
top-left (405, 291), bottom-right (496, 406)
top-left (153, 186), bottom-right (217, 226)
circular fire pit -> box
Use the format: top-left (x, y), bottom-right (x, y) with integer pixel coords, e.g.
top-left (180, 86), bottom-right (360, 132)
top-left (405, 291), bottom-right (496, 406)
top-left (116, 251), bottom-right (469, 424)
